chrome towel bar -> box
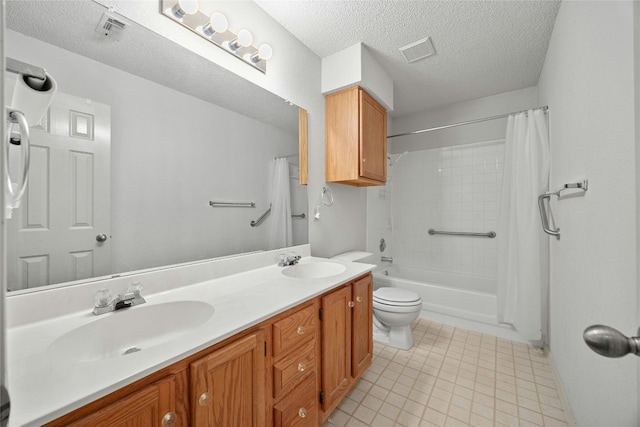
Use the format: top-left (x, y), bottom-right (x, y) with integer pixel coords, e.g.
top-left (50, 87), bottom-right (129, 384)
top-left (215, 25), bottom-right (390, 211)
top-left (428, 229), bottom-right (496, 238)
top-left (209, 201), bottom-right (255, 208)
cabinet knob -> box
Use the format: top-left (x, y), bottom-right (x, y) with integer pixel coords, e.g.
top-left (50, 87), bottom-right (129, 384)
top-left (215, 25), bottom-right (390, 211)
top-left (362, 158), bottom-right (367, 162)
top-left (348, 301), bottom-right (355, 308)
top-left (297, 362), bottom-right (306, 372)
top-left (297, 326), bottom-right (305, 335)
top-left (162, 412), bottom-right (177, 427)
top-left (199, 392), bottom-right (211, 407)
top-left (356, 296), bottom-right (363, 303)
top-left (298, 407), bottom-right (307, 418)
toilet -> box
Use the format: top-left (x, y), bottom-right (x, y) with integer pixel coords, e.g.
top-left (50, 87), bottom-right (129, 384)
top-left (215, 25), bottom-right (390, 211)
top-left (331, 251), bottom-right (423, 350)
top-left (372, 287), bottom-right (422, 350)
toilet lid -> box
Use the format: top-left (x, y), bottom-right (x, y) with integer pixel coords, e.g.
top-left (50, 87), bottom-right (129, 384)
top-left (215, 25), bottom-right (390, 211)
top-left (374, 287), bottom-right (421, 305)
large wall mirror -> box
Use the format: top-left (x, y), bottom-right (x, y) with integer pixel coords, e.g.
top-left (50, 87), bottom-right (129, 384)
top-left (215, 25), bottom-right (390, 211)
top-left (4, 0), bottom-right (308, 293)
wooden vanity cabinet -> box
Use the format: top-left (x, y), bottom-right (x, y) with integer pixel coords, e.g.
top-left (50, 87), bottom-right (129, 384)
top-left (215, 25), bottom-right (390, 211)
top-left (325, 86), bottom-right (387, 186)
top-left (271, 302), bottom-right (319, 427)
top-left (320, 273), bottom-right (373, 421)
top-left (46, 273), bottom-right (373, 427)
top-left (191, 329), bottom-right (267, 427)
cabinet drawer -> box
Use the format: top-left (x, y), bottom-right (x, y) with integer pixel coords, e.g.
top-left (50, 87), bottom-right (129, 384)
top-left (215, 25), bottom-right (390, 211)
top-left (273, 378), bottom-right (317, 427)
top-left (273, 305), bottom-right (316, 356)
top-left (273, 339), bottom-right (316, 399)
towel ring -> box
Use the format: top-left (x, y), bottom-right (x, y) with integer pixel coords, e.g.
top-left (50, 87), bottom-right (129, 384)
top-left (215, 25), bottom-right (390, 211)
top-left (322, 186), bottom-right (334, 207)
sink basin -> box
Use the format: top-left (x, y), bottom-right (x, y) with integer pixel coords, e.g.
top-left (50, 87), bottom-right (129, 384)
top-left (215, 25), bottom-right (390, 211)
top-left (281, 262), bottom-right (346, 279)
top-left (48, 301), bottom-right (214, 363)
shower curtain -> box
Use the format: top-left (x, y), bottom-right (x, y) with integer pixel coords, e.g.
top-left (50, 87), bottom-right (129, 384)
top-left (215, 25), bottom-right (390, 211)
top-left (497, 109), bottom-right (550, 341)
top-left (268, 158), bottom-right (293, 250)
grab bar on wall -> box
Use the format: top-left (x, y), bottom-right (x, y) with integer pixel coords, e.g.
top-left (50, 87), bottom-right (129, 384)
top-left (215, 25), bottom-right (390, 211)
top-left (428, 229), bottom-right (496, 238)
top-left (209, 201), bottom-right (255, 208)
top-left (250, 204), bottom-right (271, 227)
top-left (538, 179), bottom-right (588, 240)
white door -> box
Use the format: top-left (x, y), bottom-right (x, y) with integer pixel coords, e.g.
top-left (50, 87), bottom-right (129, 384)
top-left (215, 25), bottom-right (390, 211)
top-left (6, 92), bottom-right (110, 290)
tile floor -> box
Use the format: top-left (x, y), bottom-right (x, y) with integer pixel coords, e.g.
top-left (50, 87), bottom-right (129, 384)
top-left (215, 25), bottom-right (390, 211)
top-left (322, 319), bottom-right (574, 427)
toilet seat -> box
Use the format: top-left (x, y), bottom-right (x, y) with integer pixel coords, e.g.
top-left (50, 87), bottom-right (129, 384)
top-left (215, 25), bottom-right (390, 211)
top-left (373, 287), bottom-right (422, 307)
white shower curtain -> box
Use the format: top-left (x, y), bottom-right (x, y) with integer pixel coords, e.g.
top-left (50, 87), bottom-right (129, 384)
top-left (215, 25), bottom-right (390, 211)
top-left (268, 158), bottom-right (293, 250)
top-left (497, 109), bottom-right (550, 341)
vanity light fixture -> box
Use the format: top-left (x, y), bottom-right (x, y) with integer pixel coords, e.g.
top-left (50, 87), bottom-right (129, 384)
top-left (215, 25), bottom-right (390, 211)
top-left (170, 0), bottom-right (199, 20)
top-left (161, 0), bottom-right (273, 73)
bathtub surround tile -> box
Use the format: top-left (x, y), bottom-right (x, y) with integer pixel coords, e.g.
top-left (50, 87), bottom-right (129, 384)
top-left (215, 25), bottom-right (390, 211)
top-left (322, 319), bottom-right (574, 427)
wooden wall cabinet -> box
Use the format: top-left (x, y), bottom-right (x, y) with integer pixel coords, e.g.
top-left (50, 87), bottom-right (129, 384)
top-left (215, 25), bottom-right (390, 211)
top-left (325, 86), bottom-right (387, 186)
top-left (320, 274), bottom-right (373, 421)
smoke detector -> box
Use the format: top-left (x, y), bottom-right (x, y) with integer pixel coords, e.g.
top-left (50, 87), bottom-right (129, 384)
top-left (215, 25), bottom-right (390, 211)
top-left (95, 10), bottom-right (127, 40)
top-left (399, 37), bottom-right (436, 63)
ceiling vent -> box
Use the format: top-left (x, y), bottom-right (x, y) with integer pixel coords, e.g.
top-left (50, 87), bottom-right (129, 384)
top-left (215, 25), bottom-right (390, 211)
top-left (399, 37), bottom-right (436, 63)
top-left (95, 11), bottom-right (127, 39)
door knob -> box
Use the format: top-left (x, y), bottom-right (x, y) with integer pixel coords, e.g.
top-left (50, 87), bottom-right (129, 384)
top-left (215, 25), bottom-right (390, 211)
top-left (96, 234), bottom-right (108, 242)
top-left (583, 325), bottom-right (640, 357)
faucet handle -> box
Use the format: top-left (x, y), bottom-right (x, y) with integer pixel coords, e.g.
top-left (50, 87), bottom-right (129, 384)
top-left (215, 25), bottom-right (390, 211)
top-left (94, 288), bottom-right (113, 308)
top-left (127, 282), bottom-right (144, 297)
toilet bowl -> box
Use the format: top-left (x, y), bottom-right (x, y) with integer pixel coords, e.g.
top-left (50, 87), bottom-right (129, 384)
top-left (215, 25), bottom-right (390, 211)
top-left (373, 287), bottom-right (422, 350)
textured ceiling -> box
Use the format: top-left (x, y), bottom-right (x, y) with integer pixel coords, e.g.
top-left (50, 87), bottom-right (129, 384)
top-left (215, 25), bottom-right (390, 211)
top-left (5, 0), bottom-right (298, 133)
top-left (255, 0), bottom-right (562, 117)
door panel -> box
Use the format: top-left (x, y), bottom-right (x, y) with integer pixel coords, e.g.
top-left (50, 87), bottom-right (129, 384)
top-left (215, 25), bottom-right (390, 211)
top-left (6, 92), bottom-right (110, 290)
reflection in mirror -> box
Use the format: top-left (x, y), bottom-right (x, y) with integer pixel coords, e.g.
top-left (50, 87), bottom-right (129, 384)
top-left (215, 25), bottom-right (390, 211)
top-left (5, 0), bottom-right (308, 292)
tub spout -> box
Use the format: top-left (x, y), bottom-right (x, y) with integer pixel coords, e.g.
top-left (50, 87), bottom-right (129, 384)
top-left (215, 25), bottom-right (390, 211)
top-left (381, 256), bottom-right (393, 263)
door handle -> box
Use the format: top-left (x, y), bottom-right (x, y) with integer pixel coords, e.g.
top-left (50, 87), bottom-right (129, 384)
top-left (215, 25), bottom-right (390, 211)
top-left (583, 325), bottom-right (640, 357)
top-left (96, 234), bottom-right (108, 242)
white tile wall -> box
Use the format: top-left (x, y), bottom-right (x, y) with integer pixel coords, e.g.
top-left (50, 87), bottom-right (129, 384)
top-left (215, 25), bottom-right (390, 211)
top-left (368, 140), bottom-right (504, 283)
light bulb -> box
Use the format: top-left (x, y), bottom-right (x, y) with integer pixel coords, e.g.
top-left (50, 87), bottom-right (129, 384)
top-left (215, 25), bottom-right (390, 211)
top-left (229, 29), bottom-right (253, 51)
top-left (203, 12), bottom-right (228, 36)
top-left (171, 0), bottom-right (199, 19)
top-left (251, 43), bottom-right (273, 63)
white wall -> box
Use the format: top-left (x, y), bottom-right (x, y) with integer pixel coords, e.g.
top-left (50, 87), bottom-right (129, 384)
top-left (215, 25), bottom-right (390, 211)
top-left (389, 86), bottom-right (538, 153)
top-left (109, 1), bottom-right (368, 259)
top-left (538, 2), bottom-right (638, 425)
top-left (6, 30), bottom-right (300, 274)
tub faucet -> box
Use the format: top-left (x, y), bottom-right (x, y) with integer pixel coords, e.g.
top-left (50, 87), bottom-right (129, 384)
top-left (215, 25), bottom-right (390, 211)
top-left (278, 252), bottom-right (301, 267)
top-left (93, 282), bottom-right (146, 315)
top-left (381, 256), bottom-right (393, 263)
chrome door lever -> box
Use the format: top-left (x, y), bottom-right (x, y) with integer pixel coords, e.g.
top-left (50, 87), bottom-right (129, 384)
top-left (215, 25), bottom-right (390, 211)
top-left (583, 325), bottom-right (640, 357)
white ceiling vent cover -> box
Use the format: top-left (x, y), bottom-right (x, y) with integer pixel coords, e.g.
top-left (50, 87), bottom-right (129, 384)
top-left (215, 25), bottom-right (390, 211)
top-left (399, 37), bottom-right (436, 63)
top-left (95, 11), bottom-right (127, 39)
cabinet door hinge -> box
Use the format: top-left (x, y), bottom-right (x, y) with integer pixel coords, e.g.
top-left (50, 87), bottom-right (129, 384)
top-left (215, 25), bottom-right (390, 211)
top-left (319, 307), bottom-right (323, 321)
top-left (264, 341), bottom-right (267, 357)
top-left (319, 390), bottom-right (324, 405)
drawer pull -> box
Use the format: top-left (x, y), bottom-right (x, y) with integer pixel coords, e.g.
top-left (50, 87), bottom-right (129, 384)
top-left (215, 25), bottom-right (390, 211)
top-left (297, 362), bottom-right (306, 372)
top-left (348, 301), bottom-right (355, 308)
top-left (298, 407), bottom-right (307, 418)
top-left (199, 392), bottom-right (211, 407)
top-left (296, 326), bottom-right (305, 335)
top-left (356, 296), bottom-right (363, 303)
top-left (162, 412), bottom-right (177, 427)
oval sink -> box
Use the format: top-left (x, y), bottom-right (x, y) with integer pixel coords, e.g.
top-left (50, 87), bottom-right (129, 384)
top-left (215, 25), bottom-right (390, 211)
top-left (282, 262), bottom-right (346, 279)
top-left (48, 301), bottom-right (214, 363)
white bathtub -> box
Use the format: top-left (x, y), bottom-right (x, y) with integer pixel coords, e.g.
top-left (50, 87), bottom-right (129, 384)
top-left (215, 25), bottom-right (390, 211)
top-left (373, 265), bottom-right (526, 342)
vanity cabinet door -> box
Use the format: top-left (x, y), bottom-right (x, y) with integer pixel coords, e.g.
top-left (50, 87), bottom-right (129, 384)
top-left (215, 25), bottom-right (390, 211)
top-left (351, 273), bottom-right (373, 379)
top-left (320, 285), bottom-right (352, 414)
top-left (191, 329), bottom-right (267, 427)
top-left (64, 374), bottom-right (180, 427)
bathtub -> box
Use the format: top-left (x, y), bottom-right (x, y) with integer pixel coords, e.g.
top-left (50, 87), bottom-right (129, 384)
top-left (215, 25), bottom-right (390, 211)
top-left (373, 265), bottom-right (525, 342)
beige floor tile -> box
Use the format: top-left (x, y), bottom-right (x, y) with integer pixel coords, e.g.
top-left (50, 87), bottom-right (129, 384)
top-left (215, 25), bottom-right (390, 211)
top-left (329, 319), bottom-right (573, 427)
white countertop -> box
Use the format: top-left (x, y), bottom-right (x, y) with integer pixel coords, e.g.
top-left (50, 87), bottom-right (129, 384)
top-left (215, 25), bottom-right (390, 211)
top-left (6, 254), bottom-right (375, 426)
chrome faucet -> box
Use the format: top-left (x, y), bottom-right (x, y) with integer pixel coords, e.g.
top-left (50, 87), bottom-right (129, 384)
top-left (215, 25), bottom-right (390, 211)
top-left (278, 252), bottom-right (301, 267)
top-left (93, 282), bottom-right (146, 315)
top-left (381, 256), bottom-right (394, 263)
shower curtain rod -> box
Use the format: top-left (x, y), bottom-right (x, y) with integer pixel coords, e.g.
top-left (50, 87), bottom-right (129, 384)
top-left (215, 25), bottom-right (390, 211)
top-left (387, 106), bottom-right (549, 139)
